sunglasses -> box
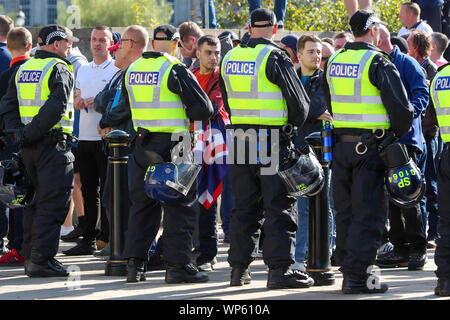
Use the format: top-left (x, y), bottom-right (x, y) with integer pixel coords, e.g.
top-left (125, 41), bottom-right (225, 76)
top-left (119, 38), bottom-right (136, 45)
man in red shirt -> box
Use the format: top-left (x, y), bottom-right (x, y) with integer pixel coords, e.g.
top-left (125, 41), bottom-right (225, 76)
top-left (192, 35), bottom-right (230, 271)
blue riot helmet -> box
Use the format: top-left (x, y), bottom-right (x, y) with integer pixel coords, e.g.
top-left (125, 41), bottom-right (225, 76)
top-left (144, 162), bottom-right (201, 202)
top-left (0, 157), bottom-right (33, 209)
top-left (380, 142), bottom-right (426, 208)
top-left (278, 144), bottom-right (325, 197)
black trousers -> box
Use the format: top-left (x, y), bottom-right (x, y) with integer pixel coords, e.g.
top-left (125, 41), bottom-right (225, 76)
top-left (435, 145), bottom-right (450, 279)
top-left (20, 138), bottom-right (74, 262)
top-left (122, 134), bottom-right (198, 264)
top-left (388, 146), bottom-right (427, 256)
top-left (227, 136), bottom-right (297, 270)
top-left (332, 140), bottom-right (387, 276)
top-left (77, 140), bottom-right (108, 245)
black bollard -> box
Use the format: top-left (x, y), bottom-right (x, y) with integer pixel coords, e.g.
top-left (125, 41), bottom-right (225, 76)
top-left (304, 131), bottom-right (335, 286)
top-left (104, 130), bottom-right (129, 276)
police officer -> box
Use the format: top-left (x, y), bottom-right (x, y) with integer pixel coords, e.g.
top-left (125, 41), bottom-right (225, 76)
top-left (430, 63), bottom-right (450, 296)
top-left (219, 8), bottom-right (313, 289)
top-left (105, 24), bottom-right (214, 283)
top-left (323, 10), bottom-right (414, 293)
top-left (0, 24), bottom-right (77, 277)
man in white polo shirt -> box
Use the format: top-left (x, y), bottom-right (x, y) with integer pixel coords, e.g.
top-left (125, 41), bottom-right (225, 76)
top-left (63, 26), bottom-right (119, 256)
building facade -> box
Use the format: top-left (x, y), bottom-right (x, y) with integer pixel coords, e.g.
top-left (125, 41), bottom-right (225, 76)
top-left (0, 0), bottom-right (70, 27)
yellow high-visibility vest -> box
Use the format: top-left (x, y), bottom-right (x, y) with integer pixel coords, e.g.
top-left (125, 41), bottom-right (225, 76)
top-left (125, 53), bottom-right (189, 133)
top-left (326, 49), bottom-right (390, 130)
top-left (221, 44), bottom-right (288, 126)
top-left (430, 64), bottom-right (450, 143)
top-left (15, 57), bottom-right (74, 133)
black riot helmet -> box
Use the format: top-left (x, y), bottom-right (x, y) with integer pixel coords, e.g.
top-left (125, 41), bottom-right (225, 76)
top-left (0, 156), bottom-right (33, 209)
top-left (278, 144), bottom-right (325, 197)
top-left (380, 142), bottom-right (426, 208)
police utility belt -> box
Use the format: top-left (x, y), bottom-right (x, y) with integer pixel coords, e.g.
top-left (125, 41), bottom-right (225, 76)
top-left (44, 127), bottom-right (78, 151)
top-left (335, 128), bottom-right (390, 155)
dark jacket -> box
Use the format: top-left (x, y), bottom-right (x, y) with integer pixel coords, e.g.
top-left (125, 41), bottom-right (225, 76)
top-left (0, 43), bottom-right (11, 75)
top-left (388, 45), bottom-right (429, 153)
top-left (99, 51), bottom-right (214, 130)
top-left (420, 57), bottom-right (439, 137)
top-left (0, 56), bottom-right (28, 159)
top-left (219, 37), bottom-right (310, 130)
top-left (323, 42), bottom-right (414, 139)
top-left (0, 50), bottom-right (73, 145)
top-left (295, 67), bottom-right (328, 148)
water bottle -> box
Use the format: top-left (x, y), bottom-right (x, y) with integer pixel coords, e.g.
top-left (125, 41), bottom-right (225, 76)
top-left (321, 120), bottom-right (333, 162)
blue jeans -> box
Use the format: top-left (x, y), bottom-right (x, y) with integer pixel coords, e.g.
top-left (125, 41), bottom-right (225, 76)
top-left (220, 172), bottom-right (234, 236)
top-left (416, 143), bottom-right (428, 231)
top-left (425, 136), bottom-right (440, 240)
top-left (201, 0), bottom-right (217, 29)
top-left (294, 169), bottom-right (335, 263)
top-left (248, 0), bottom-right (287, 23)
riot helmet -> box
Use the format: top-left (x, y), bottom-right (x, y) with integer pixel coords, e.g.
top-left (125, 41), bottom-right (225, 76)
top-left (380, 142), bottom-right (426, 208)
top-left (0, 157), bottom-right (33, 209)
top-left (144, 162), bottom-right (201, 203)
top-left (278, 145), bottom-right (325, 197)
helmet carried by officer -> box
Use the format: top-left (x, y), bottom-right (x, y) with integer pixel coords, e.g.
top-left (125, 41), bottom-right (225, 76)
top-left (278, 144), bottom-right (325, 197)
top-left (379, 142), bottom-right (426, 208)
top-left (0, 154), bottom-right (33, 209)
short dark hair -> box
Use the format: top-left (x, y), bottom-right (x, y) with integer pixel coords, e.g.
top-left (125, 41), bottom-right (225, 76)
top-left (409, 29), bottom-right (432, 58)
top-left (334, 31), bottom-right (353, 41)
top-left (321, 37), bottom-right (334, 46)
top-left (198, 35), bottom-right (220, 48)
top-left (431, 32), bottom-right (449, 54)
top-left (7, 27), bottom-right (32, 51)
top-left (0, 15), bottom-right (14, 38)
top-left (297, 34), bottom-right (322, 53)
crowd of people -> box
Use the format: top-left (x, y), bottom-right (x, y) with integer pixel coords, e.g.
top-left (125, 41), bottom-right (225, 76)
top-left (0, 0), bottom-right (449, 296)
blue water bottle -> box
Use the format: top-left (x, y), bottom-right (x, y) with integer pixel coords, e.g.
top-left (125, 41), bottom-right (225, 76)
top-left (321, 120), bottom-right (333, 162)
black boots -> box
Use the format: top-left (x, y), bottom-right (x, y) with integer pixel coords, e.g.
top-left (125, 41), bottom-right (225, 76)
top-left (435, 278), bottom-right (450, 296)
top-left (230, 267), bottom-right (251, 286)
top-left (27, 249), bottom-right (69, 277)
top-left (342, 273), bottom-right (388, 294)
top-left (165, 262), bottom-right (209, 284)
top-left (267, 267), bottom-right (314, 289)
top-left (126, 258), bottom-right (147, 283)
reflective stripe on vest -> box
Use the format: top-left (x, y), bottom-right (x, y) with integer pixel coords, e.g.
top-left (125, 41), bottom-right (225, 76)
top-left (430, 65), bottom-right (450, 143)
top-left (326, 49), bottom-right (390, 130)
top-left (221, 44), bottom-right (287, 126)
top-left (16, 57), bottom-right (74, 133)
top-left (125, 54), bottom-right (188, 133)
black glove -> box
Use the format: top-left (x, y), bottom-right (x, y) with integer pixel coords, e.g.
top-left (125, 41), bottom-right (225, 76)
top-left (3, 128), bottom-right (26, 148)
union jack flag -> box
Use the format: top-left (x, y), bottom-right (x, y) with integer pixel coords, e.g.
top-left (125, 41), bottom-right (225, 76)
top-left (194, 108), bottom-right (230, 209)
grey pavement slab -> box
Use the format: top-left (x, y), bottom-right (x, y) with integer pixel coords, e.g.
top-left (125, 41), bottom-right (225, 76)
top-left (0, 239), bottom-right (448, 301)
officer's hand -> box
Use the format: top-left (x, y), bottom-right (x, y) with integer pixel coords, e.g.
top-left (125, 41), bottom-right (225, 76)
top-left (317, 110), bottom-right (333, 121)
top-left (100, 127), bottom-right (113, 138)
top-left (85, 97), bottom-right (95, 109)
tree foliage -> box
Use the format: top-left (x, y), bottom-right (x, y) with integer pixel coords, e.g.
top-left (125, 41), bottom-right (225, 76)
top-left (56, 0), bottom-right (173, 28)
top-left (215, 0), bottom-right (403, 33)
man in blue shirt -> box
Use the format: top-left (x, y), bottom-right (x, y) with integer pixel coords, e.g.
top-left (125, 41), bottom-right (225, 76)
top-left (375, 25), bottom-right (429, 270)
top-left (0, 16), bottom-right (13, 78)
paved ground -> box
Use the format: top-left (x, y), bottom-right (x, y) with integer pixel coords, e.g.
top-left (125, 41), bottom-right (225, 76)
top-left (0, 236), bottom-right (447, 302)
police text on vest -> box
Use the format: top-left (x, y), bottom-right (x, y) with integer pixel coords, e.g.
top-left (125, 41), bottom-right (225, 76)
top-left (435, 76), bottom-right (450, 91)
top-left (128, 71), bottom-right (159, 85)
top-left (17, 71), bottom-right (42, 83)
top-left (225, 61), bottom-right (256, 75)
top-left (328, 63), bottom-right (360, 78)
